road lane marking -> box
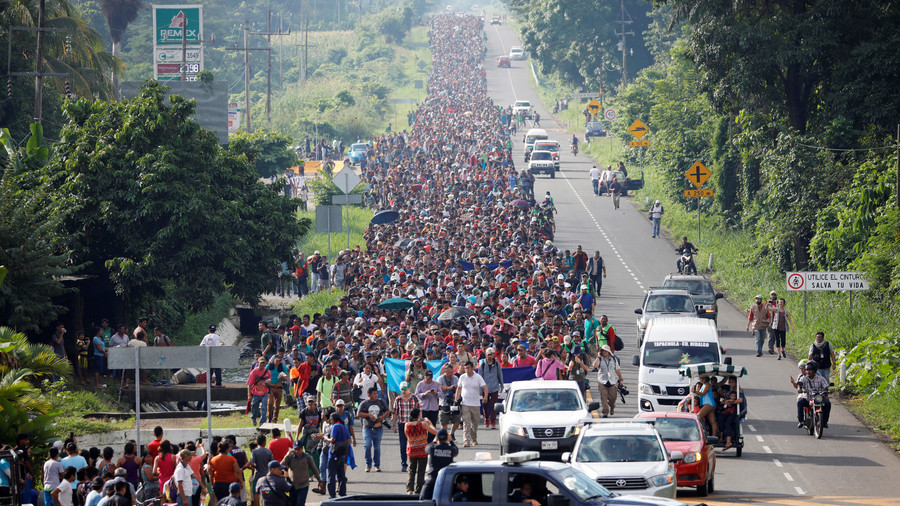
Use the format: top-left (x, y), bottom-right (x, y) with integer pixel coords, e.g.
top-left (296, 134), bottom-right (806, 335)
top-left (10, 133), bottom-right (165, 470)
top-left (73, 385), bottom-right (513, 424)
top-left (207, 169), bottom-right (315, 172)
top-left (763, 445), bottom-right (773, 453)
top-left (795, 487), bottom-right (805, 495)
top-left (491, 26), bottom-right (519, 100)
top-left (774, 458), bottom-right (783, 467)
top-left (784, 472), bottom-right (794, 482)
top-left (749, 424), bottom-right (757, 432)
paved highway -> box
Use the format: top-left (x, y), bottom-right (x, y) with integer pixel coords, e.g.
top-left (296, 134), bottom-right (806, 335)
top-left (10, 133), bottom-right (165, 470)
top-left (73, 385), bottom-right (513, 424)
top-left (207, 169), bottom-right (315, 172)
top-left (319, 21), bottom-right (900, 505)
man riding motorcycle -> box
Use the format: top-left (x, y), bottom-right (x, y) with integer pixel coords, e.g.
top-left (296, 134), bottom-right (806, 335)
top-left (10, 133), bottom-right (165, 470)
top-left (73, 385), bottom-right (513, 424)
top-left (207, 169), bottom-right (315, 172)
top-left (675, 236), bottom-right (698, 274)
top-left (790, 361), bottom-right (831, 429)
top-left (571, 135), bottom-right (579, 155)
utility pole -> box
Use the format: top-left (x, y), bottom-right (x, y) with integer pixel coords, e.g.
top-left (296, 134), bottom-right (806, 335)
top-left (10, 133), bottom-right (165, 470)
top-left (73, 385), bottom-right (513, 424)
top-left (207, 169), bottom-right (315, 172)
top-left (251, 9), bottom-right (289, 122)
top-left (614, 0), bottom-right (633, 89)
top-left (5, 0), bottom-right (69, 124)
top-left (178, 19), bottom-right (215, 81)
top-left (226, 21), bottom-right (271, 132)
top-left (299, 17), bottom-right (316, 82)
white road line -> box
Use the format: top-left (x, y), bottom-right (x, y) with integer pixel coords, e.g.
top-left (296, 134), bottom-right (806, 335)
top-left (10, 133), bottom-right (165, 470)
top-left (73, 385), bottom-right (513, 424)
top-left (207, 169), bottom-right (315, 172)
top-left (762, 445), bottom-right (772, 454)
top-left (748, 424), bottom-right (756, 432)
top-left (773, 459), bottom-right (783, 467)
top-left (755, 435), bottom-right (764, 442)
top-left (795, 487), bottom-right (805, 495)
top-left (784, 473), bottom-right (794, 482)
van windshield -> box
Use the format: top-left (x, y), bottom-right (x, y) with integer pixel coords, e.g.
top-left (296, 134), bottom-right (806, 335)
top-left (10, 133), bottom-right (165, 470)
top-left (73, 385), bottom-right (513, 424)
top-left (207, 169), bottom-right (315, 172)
top-left (662, 279), bottom-right (715, 296)
top-left (510, 388), bottom-right (583, 412)
top-left (642, 341), bottom-right (718, 368)
top-left (525, 135), bottom-right (548, 144)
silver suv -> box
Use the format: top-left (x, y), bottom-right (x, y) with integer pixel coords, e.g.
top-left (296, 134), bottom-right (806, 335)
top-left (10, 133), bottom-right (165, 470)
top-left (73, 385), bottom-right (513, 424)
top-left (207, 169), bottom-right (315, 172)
top-left (634, 288), bottom-right (700, 345)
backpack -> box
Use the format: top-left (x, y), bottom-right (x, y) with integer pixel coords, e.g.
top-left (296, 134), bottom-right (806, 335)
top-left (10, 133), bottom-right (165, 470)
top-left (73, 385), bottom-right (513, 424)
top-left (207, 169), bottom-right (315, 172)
top-left (163, 474), bottom-right (179, 503)
top-left (331, 425), bottom-right (351, 457)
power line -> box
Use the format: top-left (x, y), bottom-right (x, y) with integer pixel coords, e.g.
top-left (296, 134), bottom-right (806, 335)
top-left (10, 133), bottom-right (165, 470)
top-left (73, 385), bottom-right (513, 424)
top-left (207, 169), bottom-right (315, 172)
top-left (795, 142), bottom-right (899, 152)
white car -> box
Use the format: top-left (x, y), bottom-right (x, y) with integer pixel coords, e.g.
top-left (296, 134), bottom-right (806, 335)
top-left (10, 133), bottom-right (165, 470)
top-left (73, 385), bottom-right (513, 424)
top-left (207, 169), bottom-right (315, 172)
top-left (496, 380), bottom-right (598, 460)
top-left (563, 421), bottom-right (681, 499)
top-left (510, 46), bottom-right (525, 60)
top-left (528, 150), bottom-right (556, 178)
top-left (512, 99), bottom-right (533, 119)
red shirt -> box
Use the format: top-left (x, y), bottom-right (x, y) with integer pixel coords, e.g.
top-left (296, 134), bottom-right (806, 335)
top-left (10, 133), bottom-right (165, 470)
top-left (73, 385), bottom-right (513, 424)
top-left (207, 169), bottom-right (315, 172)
top-left (512, 355), bottom-right (537, 367)
top-left (147, 438), bottom-right (162, 459)
top-left (268, 437), bottom-right (292, 462)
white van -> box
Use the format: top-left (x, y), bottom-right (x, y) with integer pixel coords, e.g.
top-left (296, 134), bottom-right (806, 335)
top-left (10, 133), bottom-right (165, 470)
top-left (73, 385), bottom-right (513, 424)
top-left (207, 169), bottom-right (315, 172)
top-left (523, 128), bottom-right (548, 161)
top-left (632, 318), bottom-right (725, 412)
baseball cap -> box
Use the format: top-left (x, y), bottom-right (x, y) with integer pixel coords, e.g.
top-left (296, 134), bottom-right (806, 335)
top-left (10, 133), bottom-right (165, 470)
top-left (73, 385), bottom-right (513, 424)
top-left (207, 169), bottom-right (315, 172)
top-left (208, 325), bottom-right (216, 331)
top-left (268, 461), bottom-right (286, 470)
top-left (229, 483), bottom-right (241, 494)
top-left (293, 440), bottom-right (304, 449)
top-left (400, 381), bottom-right (409, 390)
top-left (335, 399), bottom-right (346, 406)
top-left (436, 428), bottom-right (449, 440)
top-left (424, 369), bottom-right (433, 376)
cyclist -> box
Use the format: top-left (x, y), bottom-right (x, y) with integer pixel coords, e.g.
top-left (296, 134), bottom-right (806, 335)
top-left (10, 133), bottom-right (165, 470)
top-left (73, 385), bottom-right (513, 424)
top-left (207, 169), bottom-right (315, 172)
top-left (790, 361), bottom-right (831, 429)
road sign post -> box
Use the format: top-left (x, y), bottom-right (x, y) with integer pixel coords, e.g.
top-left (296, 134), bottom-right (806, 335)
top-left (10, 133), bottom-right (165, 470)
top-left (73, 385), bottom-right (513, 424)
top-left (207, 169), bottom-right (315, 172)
top-left (333, 165), bottom-right (361, 249)
top-left (684, 161), bottom-right (712, 242)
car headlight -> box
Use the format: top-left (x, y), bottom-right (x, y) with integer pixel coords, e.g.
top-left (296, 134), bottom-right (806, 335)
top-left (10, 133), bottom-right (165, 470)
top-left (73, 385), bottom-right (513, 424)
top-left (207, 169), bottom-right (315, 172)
top-left (639, 383), bottom-right (653, 395)
top-left (682, 452), bottom-right (701, 464)
top-left (508, 425), bottom-right (527, 437)
top-left (648, 471), bottom-right (675, 487)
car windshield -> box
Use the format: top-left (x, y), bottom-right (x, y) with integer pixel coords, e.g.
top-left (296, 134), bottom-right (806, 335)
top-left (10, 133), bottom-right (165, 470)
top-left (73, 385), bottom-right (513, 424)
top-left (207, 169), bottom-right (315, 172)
top-left (351, 143), bottom-right (367, 151)
top-left (515, 101), bottom-right (530, 107)
top-left (510, 388), bottom-right (582, 412)
top-left (576, 435), bottom-right (665, 463)
top-left (642, 341), bottom-right (718, 368)
top-left (645, 295), bottom-right (694, 312)
top-left (531, 152), bottom-right (552, 161)
top-left (556, 468), bottom-right (612, 501)
top-left (652, 417), bottom-right (701, 441)
top-left (586, 122), bottom-right (603, 130)
top-left (663, 279), bottom-right (715, 296)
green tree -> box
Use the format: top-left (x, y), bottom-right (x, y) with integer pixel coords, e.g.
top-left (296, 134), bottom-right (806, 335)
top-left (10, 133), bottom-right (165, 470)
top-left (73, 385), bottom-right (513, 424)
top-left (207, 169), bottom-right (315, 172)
top-left (34, 81), bottom-right (302, 316)
top-left (227, 128), bottom-right (299, 178)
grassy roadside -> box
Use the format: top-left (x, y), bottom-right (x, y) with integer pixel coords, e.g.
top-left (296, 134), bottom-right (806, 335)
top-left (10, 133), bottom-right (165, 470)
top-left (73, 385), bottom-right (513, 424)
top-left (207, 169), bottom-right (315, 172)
top-left (530, 70), bottom-right (900, 447)
top-left (385, 27), bottom-right (432, 131)
top-left (296, 207), bottom-right (373, 256)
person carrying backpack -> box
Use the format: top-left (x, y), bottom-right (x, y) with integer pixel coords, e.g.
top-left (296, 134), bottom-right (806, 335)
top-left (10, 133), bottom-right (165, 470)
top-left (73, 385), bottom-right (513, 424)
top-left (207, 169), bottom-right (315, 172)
top-left (807, 332), bottom-right (837, 382)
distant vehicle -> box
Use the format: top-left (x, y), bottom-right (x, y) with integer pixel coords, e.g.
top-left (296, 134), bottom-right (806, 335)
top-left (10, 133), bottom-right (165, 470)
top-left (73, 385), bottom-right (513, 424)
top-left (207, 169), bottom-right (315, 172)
top-left (522, 127), bottom-right (547, 161)
top-left (348, 143), bottom-right (368, 165)
top-left (509, 46), bottom-right (525, 60)
top-left (662, 274), bottom-right (724, 323)
top-left (563, 421), bottom-right (681, 498)
top-left (634, 288), bottom-right (700, 345)
top-left (528, 150), bottom-right (556, 178)
top-left (584, 120), bottom-right (607, 141)
top-left (635, 411), bottom-right (718, 496)
top-left (496, 380), bottom-right (598, 458)
top-left (490, 15), bottom-right (501, 25)
top-left (513, 100), bottom-right (534, 119)
top-left (497, 56), bottom-right (511, 68)
top-left (533, 140), bottom-right (560, 170)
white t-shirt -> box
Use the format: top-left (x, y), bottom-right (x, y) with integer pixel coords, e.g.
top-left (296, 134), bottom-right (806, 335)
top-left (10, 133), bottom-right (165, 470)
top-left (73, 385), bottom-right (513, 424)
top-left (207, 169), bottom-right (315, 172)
top-left (55, 479), bottom-right (73, 506)
top-left (457, 372), bottom-right (486, 406)
top-left (43, 459), bottom-right (64, 490)
top-left (174, 463), bottom-right (194, 497)
top-left (589, 167), bottom-right (601, 180)
top-left (200, 333), bottom-right (223, 347)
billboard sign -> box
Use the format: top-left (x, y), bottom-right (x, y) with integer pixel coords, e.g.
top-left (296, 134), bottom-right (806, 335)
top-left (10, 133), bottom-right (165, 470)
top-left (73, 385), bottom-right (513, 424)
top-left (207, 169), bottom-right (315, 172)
top-left (152, 5), bottom-right (204, 81)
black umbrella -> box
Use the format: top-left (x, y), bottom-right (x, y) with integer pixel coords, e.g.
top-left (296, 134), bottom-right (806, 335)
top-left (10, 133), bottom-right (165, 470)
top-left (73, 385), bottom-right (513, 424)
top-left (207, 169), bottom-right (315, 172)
top-left (511, 199), bottom-right (531, 208)
top-left (394, 238), bottom-right (413, 248)
top-left (371, 210), bottom-right (401, 225)
top-left (438, 307), bottom-right (475, 321)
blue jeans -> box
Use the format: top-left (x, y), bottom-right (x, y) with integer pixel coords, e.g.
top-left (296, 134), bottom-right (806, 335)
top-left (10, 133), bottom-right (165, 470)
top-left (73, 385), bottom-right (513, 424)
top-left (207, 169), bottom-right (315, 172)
top-left (327, 457), bottom-right (347, 498)
top-left (398, 423), bottom-right (408, 466)
top-left (319, 447), bottom-right (329, 485)
top-left (652, 217), bottom-right (661, 237)
top-left (819, 367), bottom-right (831, 383)
top-left (753, 329), bottom-right (766, 355)
top-left (592, 179), bottom-right (599, 195)
top-left (362, 427), bottom-right (383, 467)
top-left (293, 485), bottom-right (310, 506)
top-left (251, 393), bottom-right (268, 425)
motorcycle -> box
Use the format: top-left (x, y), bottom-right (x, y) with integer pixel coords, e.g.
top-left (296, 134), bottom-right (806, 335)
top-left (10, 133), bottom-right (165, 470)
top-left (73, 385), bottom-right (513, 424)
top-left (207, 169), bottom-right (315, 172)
top-left (676, 248), bottom-right (698, 274)
top-left (571, 143), bottom-right (579, 156)
top-left (799, 387), bottom-right (829, 439)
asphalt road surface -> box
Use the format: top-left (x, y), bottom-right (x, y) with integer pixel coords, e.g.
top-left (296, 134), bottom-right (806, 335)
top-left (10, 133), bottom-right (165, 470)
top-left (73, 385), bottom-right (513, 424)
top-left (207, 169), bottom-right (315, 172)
top-left (312, 22), bottom-right (900, 505)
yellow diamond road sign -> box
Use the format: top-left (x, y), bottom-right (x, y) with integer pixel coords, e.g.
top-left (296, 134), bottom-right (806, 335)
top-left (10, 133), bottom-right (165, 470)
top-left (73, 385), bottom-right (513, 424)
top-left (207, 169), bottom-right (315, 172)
top-left (628, 119), bottom-right (649, 139)
top-left (587, 99), bottom-right (601, 115)
top-left (685, 161), bottom-right (711, 188)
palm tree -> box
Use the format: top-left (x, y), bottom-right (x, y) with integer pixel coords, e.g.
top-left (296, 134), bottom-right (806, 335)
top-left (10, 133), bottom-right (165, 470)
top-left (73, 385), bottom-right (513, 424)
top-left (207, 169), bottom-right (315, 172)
top-left (0, 0), bottom-right (124, 99)
top-left (99, 0), bottom-right (144, 58)
top-left (0, 327), bottom-right (72, 380)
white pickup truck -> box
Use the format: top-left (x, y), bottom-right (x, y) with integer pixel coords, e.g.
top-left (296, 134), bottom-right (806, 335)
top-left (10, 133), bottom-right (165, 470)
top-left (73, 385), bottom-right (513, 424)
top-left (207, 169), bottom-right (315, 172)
top-left (512, 100), bottom-right (534, 119)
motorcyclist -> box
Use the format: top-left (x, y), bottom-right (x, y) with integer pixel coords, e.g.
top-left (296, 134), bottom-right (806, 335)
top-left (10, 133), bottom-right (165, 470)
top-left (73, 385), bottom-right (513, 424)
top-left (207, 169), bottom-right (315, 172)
top-left (790, 361), bottom-right (831, 429)
top-left (571, 135), bottom-right (579, 155)
top-left (675, 236), bottom-right (698, 274)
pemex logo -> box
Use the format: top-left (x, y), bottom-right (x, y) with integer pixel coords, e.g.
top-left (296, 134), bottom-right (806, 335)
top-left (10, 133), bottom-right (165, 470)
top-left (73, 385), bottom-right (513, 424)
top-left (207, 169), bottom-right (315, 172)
top-left (169, 10), bottom-right (187, 28)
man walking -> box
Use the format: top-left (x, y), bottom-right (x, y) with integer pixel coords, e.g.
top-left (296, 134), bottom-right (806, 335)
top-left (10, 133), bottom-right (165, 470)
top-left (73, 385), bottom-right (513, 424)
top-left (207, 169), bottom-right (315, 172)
top-left (392, 382), bottom-right (420, 473)
top-left (648, 200), bottom-right (664, 238)
top-left (200, 325), bottom-right (224, 387)
top-left (587, 251), bottom-right (606, 297)
top-left (746, 295), bottom-right (770, 357)
top-left (764, 291), bottom-right (778, 355)
top-left (455, 362), bottom-right (487, 448)
top-left (255, 462), bottom-right (291, 506)
top-left (437, 365), bottom-right (460, 439)
top-left (608, 177), bottom-right (622, 209)
top-left (280, 441), bottom-right (321, 506)
top-left (572, 245), bottom-right (588, 280)
top-left (808, 332), bottom-right (837, 382)
top-left (589, 165), bottom-right (601, 196)
top-left (592, 345), bottom-right (623, 417)
top-left (478, 349), bottom-right (503, 429)
top-left (357, 387), bottom-right (389, 472)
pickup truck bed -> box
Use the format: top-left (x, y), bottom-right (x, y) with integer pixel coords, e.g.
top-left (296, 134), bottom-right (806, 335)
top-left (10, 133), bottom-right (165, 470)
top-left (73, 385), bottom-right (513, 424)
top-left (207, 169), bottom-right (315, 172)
top-left (322, 494), bottom-right (426, 506)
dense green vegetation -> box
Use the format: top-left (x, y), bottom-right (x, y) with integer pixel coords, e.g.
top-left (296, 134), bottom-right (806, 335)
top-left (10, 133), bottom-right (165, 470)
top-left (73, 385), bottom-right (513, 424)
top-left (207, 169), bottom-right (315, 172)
top-left (521, 0), bottom-right (900, 437)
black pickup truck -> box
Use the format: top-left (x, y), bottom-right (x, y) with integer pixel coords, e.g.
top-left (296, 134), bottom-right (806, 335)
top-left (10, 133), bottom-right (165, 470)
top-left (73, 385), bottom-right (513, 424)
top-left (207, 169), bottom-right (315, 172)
top-left (321, 451), bottom-right (686, 506)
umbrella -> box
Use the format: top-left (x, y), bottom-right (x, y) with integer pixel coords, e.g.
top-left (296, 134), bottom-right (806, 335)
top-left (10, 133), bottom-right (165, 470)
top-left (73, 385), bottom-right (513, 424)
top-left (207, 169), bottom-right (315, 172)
top-left (394, 238), bottom-right (414, 248)
top-left (377, 298), bottom-right (415, 310)
top-left (410, 183), bottom-right (423, 191)
top-left (511, 199), bottom-right (531, 208)
top-left (371, 210), bottom-right (401, 225)
top-left (438, 307), bottom-right (475, 321)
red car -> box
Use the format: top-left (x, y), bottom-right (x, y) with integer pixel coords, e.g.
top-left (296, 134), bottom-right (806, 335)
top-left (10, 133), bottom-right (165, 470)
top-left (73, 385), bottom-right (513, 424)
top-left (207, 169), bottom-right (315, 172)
top-left (635, 411), bottom-right (717, 496)
top-left (497, 56), bottom-right (511, 68)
